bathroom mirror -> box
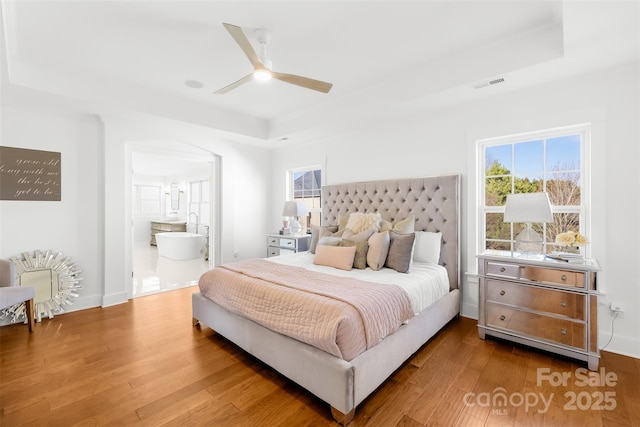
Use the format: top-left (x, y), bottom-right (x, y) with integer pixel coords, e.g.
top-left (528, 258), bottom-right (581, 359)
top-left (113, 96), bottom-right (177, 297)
top-left (170, 182), bottom-right (181, 211)
top-left (1, 250), bottom-right (83, 323)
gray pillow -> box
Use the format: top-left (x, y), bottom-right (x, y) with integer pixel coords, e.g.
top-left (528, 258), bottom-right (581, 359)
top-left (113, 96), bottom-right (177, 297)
top-left (385, 231), bottom-right (416, 273)
top-left (340, 239), bottom-right (369, 269)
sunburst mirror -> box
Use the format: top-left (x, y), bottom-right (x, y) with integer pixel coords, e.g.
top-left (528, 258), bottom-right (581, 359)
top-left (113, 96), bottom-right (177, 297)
top-left (0, 250), bottom-right (83, 323)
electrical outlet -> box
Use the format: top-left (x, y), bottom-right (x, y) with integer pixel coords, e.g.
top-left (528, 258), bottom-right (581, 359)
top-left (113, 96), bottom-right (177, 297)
top-left (610, 303), bottom-right (625, 314)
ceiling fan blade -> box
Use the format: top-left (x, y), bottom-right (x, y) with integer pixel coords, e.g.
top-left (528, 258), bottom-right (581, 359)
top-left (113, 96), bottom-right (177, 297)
top-left (272, 71), bottom-right (333, 93)
top-left (214, 73), bottom-right (254, 94)
top-left (222, 23), bottom-right (262, 69)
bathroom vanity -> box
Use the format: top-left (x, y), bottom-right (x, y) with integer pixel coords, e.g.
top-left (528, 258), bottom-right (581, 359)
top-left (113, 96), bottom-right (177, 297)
top-left (150, 220), bottom-right (186, 246)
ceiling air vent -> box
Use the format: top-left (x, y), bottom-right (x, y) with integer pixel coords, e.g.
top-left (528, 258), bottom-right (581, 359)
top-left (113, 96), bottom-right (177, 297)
top-left (473, 77), bottom-right (505, 89)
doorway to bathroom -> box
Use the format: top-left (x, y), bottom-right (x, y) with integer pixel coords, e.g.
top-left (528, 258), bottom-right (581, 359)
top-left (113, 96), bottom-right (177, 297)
top-left (130, 150), bottom-right (217, 298)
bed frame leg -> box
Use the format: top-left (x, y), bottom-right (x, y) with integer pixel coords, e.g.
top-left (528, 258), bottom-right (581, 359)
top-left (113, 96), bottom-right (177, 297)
top-left (331, 407), bottom-right (355, 425)
top-left (192, 317), bottom-right (200, 328)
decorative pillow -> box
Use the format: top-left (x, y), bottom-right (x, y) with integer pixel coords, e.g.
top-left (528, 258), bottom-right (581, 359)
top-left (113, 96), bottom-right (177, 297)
top-left (338, 214), bottom-right (350, 231)
top-left (340, 239), bottom-right (369, 269)
top-left (413, 231), bottom-right (442, 264)
top-left (309, 225), bottom-right (338, 254)
top-left (379, 219), bottom-right (393, 232)
top-left (367, 231), bottom-right (390, 271)
top-left (313, 245), bottom-right (357, 271)
top-left (318, 236), bottom-right (342, 247)
top-left (342, 227), bottom-right (375, 242)
top-left (393, 214), bottom-right (415, 234)
top-left (345, 212), bottom-right (381, 234)
top-left (385, 231), bottom-right (416, 273)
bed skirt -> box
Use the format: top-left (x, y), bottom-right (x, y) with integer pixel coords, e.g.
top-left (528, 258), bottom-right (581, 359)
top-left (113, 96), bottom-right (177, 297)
top-left (192, 288), bottom-right (460, 423)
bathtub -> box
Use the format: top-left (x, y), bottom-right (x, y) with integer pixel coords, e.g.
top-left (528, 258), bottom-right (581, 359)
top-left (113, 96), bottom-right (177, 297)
top-left (155, 232), bottom-right (206, 261)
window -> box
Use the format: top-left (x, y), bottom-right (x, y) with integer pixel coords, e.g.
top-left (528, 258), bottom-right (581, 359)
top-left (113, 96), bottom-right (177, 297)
top-left (133, 184), bottom-right (161, 216)
top-left (287, 166), bottom-right (322, 228)
top-left (478, 124), bottom-right (589, 254)
top-left (189, 179), bottom-right (210, 225)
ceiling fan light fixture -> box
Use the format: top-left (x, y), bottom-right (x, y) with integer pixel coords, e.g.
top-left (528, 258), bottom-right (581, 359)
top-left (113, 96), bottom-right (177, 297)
top-left (253, 68), bottom-right (272, 81)
top-left (216, 23), bottom-right (333, 94)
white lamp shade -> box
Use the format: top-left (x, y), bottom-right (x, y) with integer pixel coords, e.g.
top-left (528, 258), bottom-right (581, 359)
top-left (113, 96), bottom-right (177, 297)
top-left (282, 201), bottom-right (308, 217)
top-left (503, 193), bottom-right (553, 223)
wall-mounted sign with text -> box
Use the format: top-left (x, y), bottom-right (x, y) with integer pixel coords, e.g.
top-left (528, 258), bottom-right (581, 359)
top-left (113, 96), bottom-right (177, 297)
top-left (0, 146), bottom-right (61, 201)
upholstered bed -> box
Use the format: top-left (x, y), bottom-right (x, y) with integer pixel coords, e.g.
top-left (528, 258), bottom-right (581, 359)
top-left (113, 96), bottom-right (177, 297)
top-left (192, 174), bottom-right (460, 424)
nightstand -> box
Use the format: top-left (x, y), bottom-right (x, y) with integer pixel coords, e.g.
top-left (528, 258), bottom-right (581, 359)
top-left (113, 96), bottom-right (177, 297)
top-left (477, 252), bottom-right (600, 370)
top-left (267, 234), bottom-right (311, 257)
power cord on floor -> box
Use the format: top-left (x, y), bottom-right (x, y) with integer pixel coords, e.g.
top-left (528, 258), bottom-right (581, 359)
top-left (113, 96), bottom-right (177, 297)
top-left (600, 311), bottom-right (618, 351)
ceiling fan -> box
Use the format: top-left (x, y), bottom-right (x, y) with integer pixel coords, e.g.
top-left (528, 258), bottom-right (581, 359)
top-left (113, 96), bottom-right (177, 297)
top-left (215, 23), bottom-right (333, 95)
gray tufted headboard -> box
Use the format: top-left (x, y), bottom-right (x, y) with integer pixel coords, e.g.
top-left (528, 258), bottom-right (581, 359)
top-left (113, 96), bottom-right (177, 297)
top-left (321, 175), bottom-right (460, 290)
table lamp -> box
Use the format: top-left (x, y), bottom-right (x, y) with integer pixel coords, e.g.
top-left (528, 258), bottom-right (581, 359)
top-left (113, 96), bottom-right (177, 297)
top-left (503, 192), bottom-right (553, 254)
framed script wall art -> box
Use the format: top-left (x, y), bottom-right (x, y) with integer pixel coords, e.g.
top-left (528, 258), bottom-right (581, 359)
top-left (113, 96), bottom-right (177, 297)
top-left (0, 146), bottom-right (61, 201)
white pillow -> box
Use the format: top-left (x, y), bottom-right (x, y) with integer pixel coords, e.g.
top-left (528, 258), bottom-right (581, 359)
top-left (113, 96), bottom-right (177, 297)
top-left (413, 231), bottom-right (442, 264)
top-left (345, 212), bottom-right (381, 234)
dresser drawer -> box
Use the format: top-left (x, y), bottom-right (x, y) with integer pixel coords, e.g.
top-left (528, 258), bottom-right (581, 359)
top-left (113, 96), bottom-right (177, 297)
top-left (486, 304), bottom-right (586, 350)
top-left (267, 247), bottom-right (280, 257)
top-left (152, 222), bottom-right (185, 232)
top-left (486, 279), bottom-right (586, 320)
top-left (486, 261), bottom-right (520, 278)
top-left (521, 265), bottom-right (584, 288)
top-left (267, 236), bottom-right (296, 248)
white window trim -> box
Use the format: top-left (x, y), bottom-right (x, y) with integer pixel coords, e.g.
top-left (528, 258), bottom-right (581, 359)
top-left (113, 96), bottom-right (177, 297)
top-left (286, 165), bottom-right (322, 211)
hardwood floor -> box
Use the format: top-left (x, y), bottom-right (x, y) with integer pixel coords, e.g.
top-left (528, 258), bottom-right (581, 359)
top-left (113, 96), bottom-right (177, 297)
top-left (1, 286), bottom-right (638, 426)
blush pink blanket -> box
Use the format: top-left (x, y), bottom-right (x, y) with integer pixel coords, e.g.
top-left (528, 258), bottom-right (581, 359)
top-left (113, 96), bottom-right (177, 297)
top-left (198, 258), bottom-right (413, 361)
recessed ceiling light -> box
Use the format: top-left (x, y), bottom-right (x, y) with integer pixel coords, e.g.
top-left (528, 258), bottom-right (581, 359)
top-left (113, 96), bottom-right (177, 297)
top-left (185, 80), bottom-right (204, 89)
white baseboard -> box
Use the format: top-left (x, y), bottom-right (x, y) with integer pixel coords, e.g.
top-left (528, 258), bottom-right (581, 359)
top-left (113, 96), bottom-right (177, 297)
top-left (461, 302), bottom-right (478, 320)
top-left (101, 291), bottom-right (129, 307)
top-left (600, 333), bottom-right (640, 359)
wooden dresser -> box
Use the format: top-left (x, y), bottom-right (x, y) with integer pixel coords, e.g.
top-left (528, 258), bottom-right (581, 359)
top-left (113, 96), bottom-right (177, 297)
top-left (477, 253), bottom-right (600, 370)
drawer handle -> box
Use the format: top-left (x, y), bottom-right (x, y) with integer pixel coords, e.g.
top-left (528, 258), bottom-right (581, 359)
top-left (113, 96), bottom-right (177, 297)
top-left (499, 267), bottom-right (506, 273)
top-left (499, 315), bottom-right (506, 321)
top-left (561, 328), bottom-right (567, 335)
top-left (561, 274), bottom-right (568, 281)
top-left (560, 301), bottom-right (567, 307)
top-left (499, 290), bottom-right (506, 296)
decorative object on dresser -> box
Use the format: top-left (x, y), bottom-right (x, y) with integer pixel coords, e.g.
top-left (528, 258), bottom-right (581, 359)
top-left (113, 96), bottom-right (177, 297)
top-left (267, 234), bottom-right (311, 257)
top-left (282, 201), bottom-right (308, 235)
top-left (554, 230), bottom-right (589, 259)
top-left (150, 220), bottom-right (186, 246)
top-left (503, 192), bottom-right (553, 254)
top-left (477, 253), bottom-right (600, 370)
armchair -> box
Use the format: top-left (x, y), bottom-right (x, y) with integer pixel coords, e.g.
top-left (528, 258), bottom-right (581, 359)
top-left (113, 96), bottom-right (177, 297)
top-left (0, 259), bottom-right (35, 331)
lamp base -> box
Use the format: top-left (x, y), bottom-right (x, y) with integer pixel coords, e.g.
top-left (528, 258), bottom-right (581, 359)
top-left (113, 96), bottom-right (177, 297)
top-left (514, 224), bottom-right (544, 254)
top-left (289, 218), bottom-right (302, 236)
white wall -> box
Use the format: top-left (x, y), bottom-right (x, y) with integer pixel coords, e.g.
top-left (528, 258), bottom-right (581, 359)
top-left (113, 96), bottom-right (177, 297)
top-left (1, 95), bottom-right (272, 313)
top-left (270, 63), bottom-right (640, 358)
top-left (0, 105), bottom-right (104, 311)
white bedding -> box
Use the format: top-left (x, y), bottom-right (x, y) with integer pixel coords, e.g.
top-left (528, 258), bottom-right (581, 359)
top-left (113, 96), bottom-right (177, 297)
top-left (267, 252), bottom-right (450, 315)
